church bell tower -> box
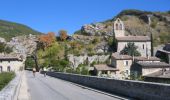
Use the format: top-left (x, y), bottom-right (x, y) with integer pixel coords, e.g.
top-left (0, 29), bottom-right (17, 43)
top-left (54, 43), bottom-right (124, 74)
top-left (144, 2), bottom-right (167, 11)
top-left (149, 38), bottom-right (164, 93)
top-left (114, 18), bottom-right (125, 38)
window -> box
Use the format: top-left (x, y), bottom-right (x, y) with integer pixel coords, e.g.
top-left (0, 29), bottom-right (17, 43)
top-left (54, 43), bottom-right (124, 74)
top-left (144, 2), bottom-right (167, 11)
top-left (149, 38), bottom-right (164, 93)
top-left (126, 61), bottom-right (128, 66)
top-left (143, 44), bottom-right (145, 49)
top-left (116, 24), bottom-right (119, 30)
top-left (7, 66), bottom-right (11, 72)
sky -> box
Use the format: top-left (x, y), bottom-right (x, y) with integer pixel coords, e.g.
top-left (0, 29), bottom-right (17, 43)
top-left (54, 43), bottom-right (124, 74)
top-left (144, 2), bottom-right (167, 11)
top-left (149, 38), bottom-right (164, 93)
top-left (0, 0), bottom-right (170, 35)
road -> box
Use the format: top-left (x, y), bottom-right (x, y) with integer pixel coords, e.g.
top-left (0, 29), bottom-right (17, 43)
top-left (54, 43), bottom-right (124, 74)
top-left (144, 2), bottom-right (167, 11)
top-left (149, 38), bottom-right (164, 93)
top-left (26, 71), bottom-right (129, 100)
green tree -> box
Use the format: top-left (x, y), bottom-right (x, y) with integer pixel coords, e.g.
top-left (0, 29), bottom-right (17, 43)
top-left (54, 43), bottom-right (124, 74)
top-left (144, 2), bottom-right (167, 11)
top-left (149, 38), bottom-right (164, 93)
top-left (120, 42), bottom-right (141, 56)
top-left (0, 43), bottom-right (13, 53)
top-left (0, 43), bottom-right (6, 53)
top-left (25, 57), bottom-right (35, 69)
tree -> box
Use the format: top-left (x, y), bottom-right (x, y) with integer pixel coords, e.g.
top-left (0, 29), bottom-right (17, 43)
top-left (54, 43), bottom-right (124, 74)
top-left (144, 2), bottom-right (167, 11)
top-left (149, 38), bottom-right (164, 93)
top-left (38, 32), bottom-right (56, 49)
top-left (120, 42), bottom-right (141, 56)
top-left (0, 43), bottom-right (13, 53)
top-left (59, 30), bottom-right (68, 41)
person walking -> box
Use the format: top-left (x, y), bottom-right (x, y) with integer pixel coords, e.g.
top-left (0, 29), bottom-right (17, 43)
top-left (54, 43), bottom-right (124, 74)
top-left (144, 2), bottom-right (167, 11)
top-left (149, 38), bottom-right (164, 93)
top-left (33, 67), bottom-right (36, 77)
top-left (43, 67), bottom-right (47, 77)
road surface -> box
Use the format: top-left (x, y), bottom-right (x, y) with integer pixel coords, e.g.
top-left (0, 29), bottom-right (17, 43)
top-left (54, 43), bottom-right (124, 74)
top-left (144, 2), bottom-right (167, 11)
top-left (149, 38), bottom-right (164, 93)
top-left (26, 71), bottom-right (129, 100)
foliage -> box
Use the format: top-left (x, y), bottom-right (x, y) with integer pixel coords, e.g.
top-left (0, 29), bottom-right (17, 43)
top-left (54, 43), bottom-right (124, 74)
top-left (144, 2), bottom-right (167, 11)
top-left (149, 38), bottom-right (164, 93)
top-left (38, 32), bottom-right (56, 49)
top-left (108, 36), bottom-right (117, 52)
top-left (68, 41), bottom-right (83, 55)
top-left (0, 20), bottom-right (42, 41)
top-left (117, 9), bottom-right (151, 17)
top-left (52, 59), bottom-right (69, 72)
top-left (91, 37), bottom-right (100, 44)
top-left (120, 42), bottom-right (141, 56)
top-left (0, 43), bottom-right (13, 53)
top-left (59, 30), bottom-right (68, 41)
top-left (37, 42), bottom-right (65, 69)
top-left (168, 10), bottom-right (170, 14)
top-left (65, 64), bottom-right (89, 75)
top-left (0, 72), bottom-right (15, 90)
top-left (159, 33), bottom-right (170, 44)
top-left (25, 57), bottom-right (35, 69)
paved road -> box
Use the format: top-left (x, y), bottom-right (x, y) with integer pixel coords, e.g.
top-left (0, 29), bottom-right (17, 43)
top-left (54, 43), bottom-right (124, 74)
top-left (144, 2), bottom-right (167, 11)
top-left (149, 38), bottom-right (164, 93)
top-left (26, 71), bottom-right (129, 100)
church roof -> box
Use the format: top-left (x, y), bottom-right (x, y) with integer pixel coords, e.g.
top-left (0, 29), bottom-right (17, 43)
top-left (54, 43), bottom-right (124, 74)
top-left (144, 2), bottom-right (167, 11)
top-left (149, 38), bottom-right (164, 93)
top-left (116, 36), bottom-right (150, 42)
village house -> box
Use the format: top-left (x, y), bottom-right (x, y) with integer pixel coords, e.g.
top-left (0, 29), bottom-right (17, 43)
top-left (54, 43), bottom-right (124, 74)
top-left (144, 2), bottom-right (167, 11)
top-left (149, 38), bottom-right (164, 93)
top-left (144, 70), bottom-right (170, 83)
top-left (92, 18), bottom-right (170, 80)
top-left (0, 55), bottom-right (24, 72)
top-left (114, 18), bottom-right (151, 57)
top-left (131, 62), bottom-right (170, 77)
top-left (111, 53), bottom-right (132, 79)
top-left (93, 64), bottom-right (118, 77)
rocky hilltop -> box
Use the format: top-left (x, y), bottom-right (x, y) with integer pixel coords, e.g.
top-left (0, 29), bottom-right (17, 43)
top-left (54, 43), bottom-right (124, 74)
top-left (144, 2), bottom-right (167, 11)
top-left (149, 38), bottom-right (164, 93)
top-left (75, 9), bottom-right (170, 46)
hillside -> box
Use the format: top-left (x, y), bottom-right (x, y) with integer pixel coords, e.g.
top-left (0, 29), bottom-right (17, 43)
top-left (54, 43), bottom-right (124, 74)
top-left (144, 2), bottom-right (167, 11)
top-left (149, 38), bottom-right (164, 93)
top-left (0, 20), bottom-right (42, 41)
top-left (74, 9), bottom-right (170, 46)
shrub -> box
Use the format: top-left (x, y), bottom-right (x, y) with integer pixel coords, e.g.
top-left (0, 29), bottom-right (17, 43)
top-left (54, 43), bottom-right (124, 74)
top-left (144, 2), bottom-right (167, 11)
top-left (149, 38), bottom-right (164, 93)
top-left (0, 72), bottom-right (15, 90)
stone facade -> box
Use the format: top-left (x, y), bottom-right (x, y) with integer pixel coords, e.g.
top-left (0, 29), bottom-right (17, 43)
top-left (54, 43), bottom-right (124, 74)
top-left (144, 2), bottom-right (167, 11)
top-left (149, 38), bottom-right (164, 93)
top-left (0, 56), bottom-right (24, 72)
top-left (114, 18), bottom-right (151, 57)
top-left (117, 41), bottom-right (151, 57)
top-left (111, 53), bottom-right (133, 79)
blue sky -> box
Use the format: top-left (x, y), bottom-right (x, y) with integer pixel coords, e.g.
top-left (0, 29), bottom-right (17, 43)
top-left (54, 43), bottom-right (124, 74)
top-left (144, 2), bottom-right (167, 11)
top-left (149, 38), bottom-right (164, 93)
top-left (0, 0), bottom-right (170, 35)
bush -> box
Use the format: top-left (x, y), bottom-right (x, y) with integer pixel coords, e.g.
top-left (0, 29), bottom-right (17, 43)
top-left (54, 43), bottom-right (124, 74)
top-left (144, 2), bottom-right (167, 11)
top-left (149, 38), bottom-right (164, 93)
top-left (0, 72), bottom-right (15, 90)
top-left (25, 57), bottom-right (35, 69)
top-left (52, 59), bottom-right (69, 72)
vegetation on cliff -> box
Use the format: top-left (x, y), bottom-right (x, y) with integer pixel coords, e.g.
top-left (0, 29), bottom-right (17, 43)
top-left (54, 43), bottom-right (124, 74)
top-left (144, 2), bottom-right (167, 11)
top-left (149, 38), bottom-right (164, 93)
top-left (0, 20), bottom-right (42, 41)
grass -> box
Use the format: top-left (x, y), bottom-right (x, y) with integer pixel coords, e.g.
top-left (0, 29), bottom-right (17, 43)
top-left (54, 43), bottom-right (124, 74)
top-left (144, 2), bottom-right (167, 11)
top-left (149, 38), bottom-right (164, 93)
top-left (0, 72), bottom-right (15, 91)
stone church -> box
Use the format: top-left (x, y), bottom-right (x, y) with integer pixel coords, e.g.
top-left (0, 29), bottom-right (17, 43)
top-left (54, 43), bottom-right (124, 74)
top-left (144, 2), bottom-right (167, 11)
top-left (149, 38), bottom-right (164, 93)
top-left (114, 18), bottom-right (151, 57)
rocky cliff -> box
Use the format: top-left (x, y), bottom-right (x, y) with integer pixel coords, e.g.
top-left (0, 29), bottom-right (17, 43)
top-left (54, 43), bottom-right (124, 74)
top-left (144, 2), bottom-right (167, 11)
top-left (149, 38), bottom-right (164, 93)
top-left (75, 9), bottom-right (170, 46)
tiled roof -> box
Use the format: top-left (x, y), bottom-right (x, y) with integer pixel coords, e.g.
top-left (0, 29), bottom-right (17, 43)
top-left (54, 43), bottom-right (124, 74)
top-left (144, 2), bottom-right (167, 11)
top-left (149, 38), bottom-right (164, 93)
top-left (137, 62), bottom-right (170, 68)
top-left (134, 56), bottom-right (161, 61)
top-left (157, 49), bottom-right (170, 54)
top-left (144, 70), bottom-right (170, 79)
top-left (112, 53), bottom-right (132, 60)
top-left (0, 56), bottom-right (21, 61)
top-left (94, 64), bottom-right (118, 71)
top-left (116, 36), bottom-right (150, 42)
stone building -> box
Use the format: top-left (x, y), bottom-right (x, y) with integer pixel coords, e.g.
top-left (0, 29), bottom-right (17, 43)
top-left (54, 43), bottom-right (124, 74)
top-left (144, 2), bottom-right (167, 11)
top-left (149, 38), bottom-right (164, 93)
top-left (93, 64), bottom-right (118, 77)
top-left (111, 53), bottom-right (133, 79)
top-left (114, 18), bottom-right (151, 57)
top-left (131, 62), bottom-right (170, 77)
top-left (0, 55), bottom-right (24, 72)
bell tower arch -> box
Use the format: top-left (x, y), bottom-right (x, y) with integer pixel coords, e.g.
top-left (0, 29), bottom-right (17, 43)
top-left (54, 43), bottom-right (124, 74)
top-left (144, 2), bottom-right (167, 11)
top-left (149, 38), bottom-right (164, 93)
top-left (114, 18), bottom-right (125, 38)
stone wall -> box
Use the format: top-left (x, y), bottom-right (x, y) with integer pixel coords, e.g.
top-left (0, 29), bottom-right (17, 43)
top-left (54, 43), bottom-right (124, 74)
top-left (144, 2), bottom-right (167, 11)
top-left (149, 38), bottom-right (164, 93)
top-left (68, 54), bottom-right (110, 68)
top-left (0, 73), bottom-right (22, 100)
top-left (45, 71), bottom-right (170, 100)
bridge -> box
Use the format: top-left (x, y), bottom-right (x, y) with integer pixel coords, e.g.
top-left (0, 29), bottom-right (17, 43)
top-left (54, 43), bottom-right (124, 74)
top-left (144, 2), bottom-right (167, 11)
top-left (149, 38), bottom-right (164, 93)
top-left (20, 71), bottom-right (127, 100)
top-left (1, 70), bottom-right (169, 100)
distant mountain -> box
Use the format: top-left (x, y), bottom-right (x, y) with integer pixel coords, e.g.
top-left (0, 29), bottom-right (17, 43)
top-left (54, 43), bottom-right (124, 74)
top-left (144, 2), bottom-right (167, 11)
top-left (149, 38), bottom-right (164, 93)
top-left (0, 20), bottom-right (42, 41)
top-left (74, 9), bottom-right (170, 46)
